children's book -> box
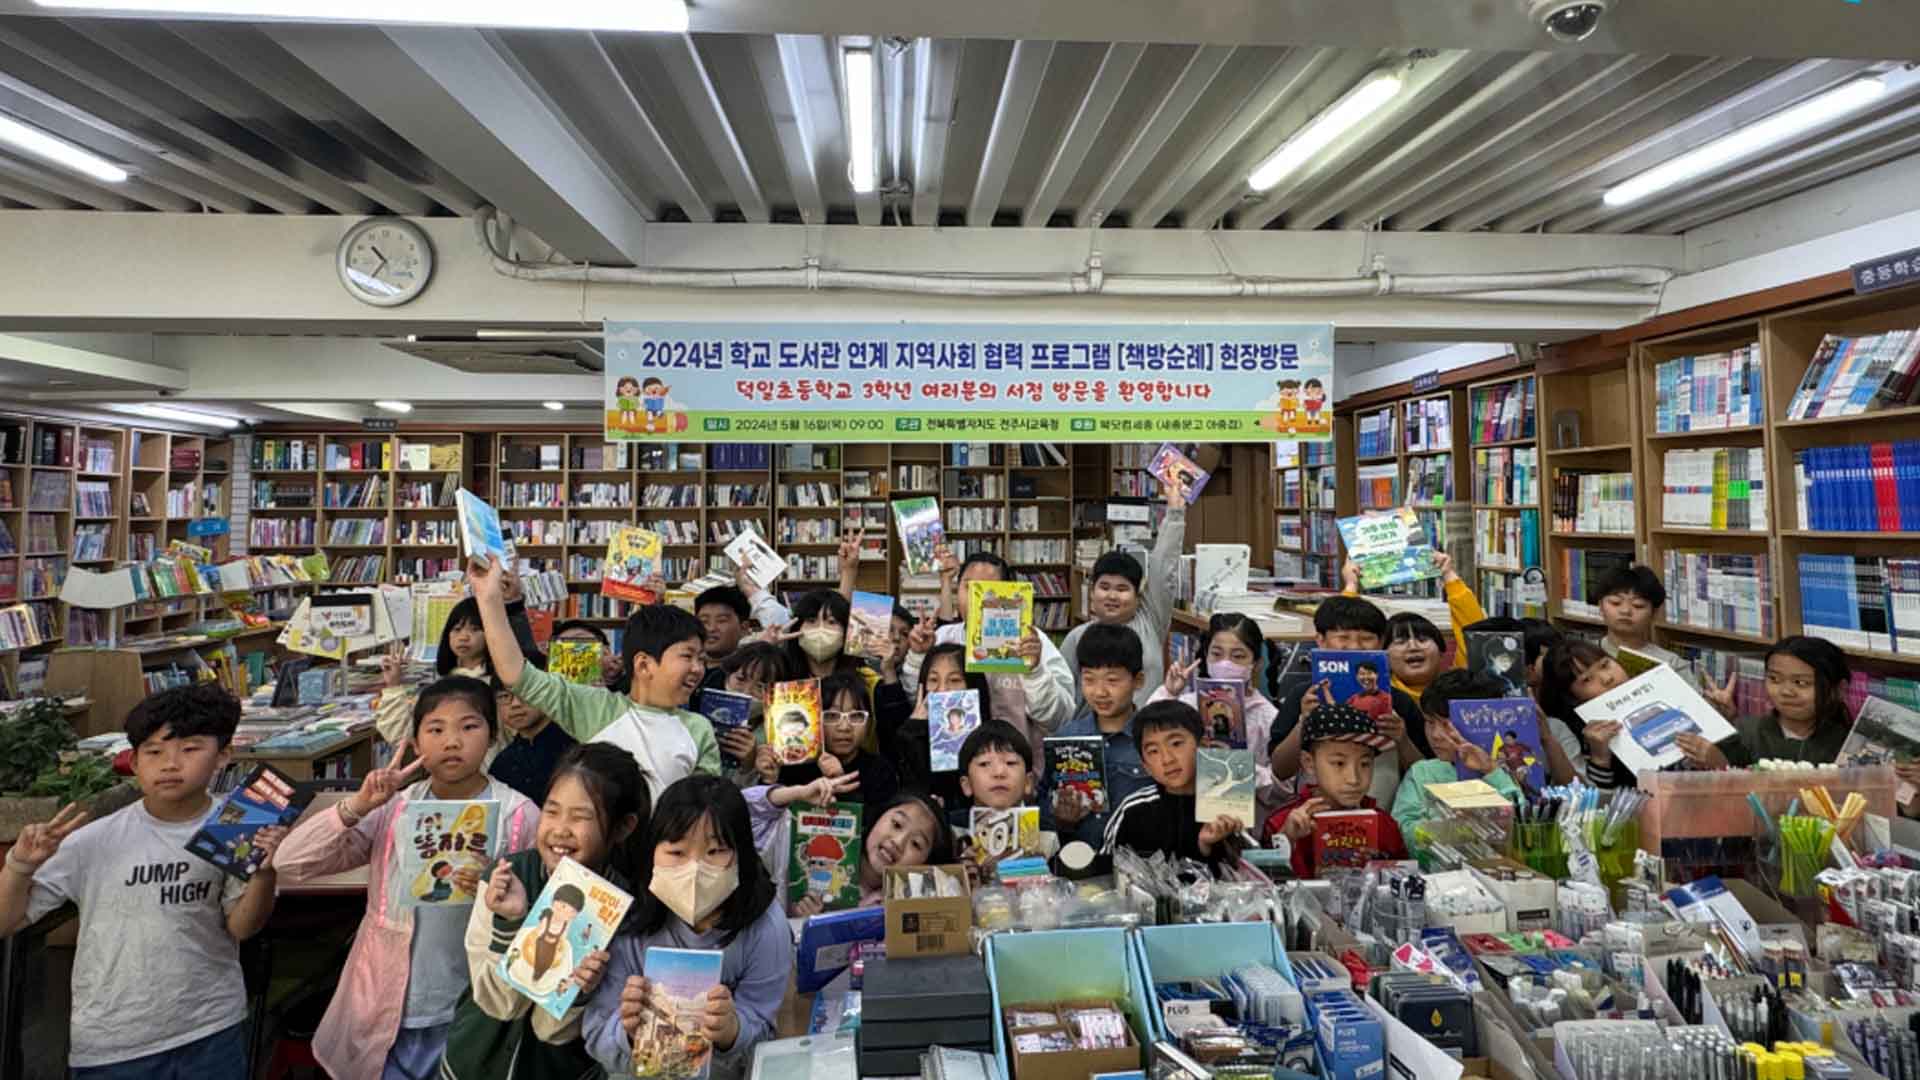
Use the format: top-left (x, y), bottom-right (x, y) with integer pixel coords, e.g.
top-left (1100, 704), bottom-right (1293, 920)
top-left (1448, 698), bottom-right (1546, 791)
top-left (1839, 696), bottom-right (1920, 803)
top-left (891, 497), bottom-right (946, 577)
top-left (397, 800), bottom-right (499, 907)
top-left (1312, 808), bottom-right (1389, 873)
top-left (1147, 443), bottom-right (1211, 505)
top-left (1194, 747), bottom-right (1257, 825)
top-left (1613, 646), bottom-right (1665, 680)
top-left (787, 801), bottom-right (863, 910)
top-left (967, 806), bottom-right (1041, 866)
top-left (1308, 650), bottom-right (1396, 725)
top-left (694, 688), bottom-right (756, 770)
top-left (927, 688), bottom-right (982, 773)
top-left (723, 530), bottom-right (786, 590)
top-left (1464, 631), bottom-right (1529, 698)
top-left (455, 488), bottom-right (517, 564)
top-left (1192, 677), bottom-right (1247, 749)
top-left (184, 764), bottom-right (312, 881)
top-left (500, 856), bottom-right (634, 1020)
top-left (1574, 663), bottom-right (1738, 775)
top-left (767, 678), bottom-right (822, 765)
top-left (632, 948), bottom-right (724, 1080)
top-left (847, 590), bottom-right (895, 661)
top-left (1042, 735), bottom-right (1108, 818)
top-left (1334, 509), bottom-right (1440, 590)
top-left (548, 639), bottom-right (606, 686)
top-left (601, 526), bottom-right (664, 604)
top-left (964, 580), bottom-right (1032, 673)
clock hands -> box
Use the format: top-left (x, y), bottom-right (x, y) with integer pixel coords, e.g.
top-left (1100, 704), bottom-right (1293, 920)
top-left (370, 244), bottom-right (389, 279)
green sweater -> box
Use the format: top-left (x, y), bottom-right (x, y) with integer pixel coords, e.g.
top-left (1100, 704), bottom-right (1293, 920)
top-left (1391, 758), bottom-right (1521, 858)
top-left (512, 664), bottom-right (721, 780)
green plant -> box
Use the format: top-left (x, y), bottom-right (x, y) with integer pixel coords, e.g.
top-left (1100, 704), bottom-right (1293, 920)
top-left (26, 752), bottom-right (124, 804)
top-left (0, 698), bottom-right (77, 795)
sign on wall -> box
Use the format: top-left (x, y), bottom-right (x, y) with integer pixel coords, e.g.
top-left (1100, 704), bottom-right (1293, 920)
top-left (602, 321), bottom-right (1334, 443)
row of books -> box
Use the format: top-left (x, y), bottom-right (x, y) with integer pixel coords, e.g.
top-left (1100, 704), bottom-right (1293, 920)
top-left (778, 482), bottom-right (839, 508)
top-left (1111, 471), bottom-right (1163, 499)
top-left (1355, 410), bottom-right (1397, 459)
top-left (393, 520), bottom-right (457, 545)
top-left (21, 557), bottom-right (63, 600)
top-left (1008, 538), bottom-right (1068, 564)
top-left (1473, 507), bottom-right (1540, 573)
top-left (1468, 377), bottom-right (1535, 443)
top-left (574, 483), bottom-right (632, 507)
top-left (329, 556), bottom-right (386, 583)
top-left (945, 506), bottom-right (1007, 532)
top-left (1306, 512), bottom-right (1340, 556)
top-left (1471, 447), bottom-right (1539, 506)
top-left (711, 444), bottom-right (772, 470)
top-left (1015, 570), bottom-right (1069, 597)
top-left (843, 471), bottom-right (881, 499)
top-left (1355, 464), bottom-right (1398, 509)
top-left (253, 439), bottom-right (319, 472)
top-left (708, 484), bottom-right (765, 508)
top-left (1785, 327), bottom-right (1920, 420)
top-left (1551, 470), bottom-right (1635, 535)
top-left (505, 519), bottom-right (567, 545)
top-left (394, 480), bottom-right (457, 508)
top-left (74, 480), bottom-right (112, 518)
top-left (79, 438), bottom-right (117, 475)
top-left (1405, 396), bottom-right (1452, 453)
top-left (1018, 443), bottom-right (1070, 467)
top-left (784, 554), bottom-right (840, 581)
top-left (164, 484), bottom-right (198, 519)
top-left (570, 443), bottom-right (633, 471)
top-left (323, 440), bottom-right (390, 471)
top-left (947, 442), bottom-right (1003, 467)
top-left (1798, 554), bottom-right (1920, 655)
top-left (640, 484), bottom-right (700, 509)
top-left (777, 517), bottom-right (838, 544)
top-left (567, 555), bottom-right (602, 580)
top-left (639, 519), bottom-right (700, 546)
top-left (0, 518), bottom-right (12, 556)
top-left (1404, 454), bottom-right (1452, 506)
top-left (499, 441), bottom-right (563, 471)
top-left (326, 519), bottom-right (386, 545)
top-left (893, 465), bottom-right (939, 491)
top-left (1556, 546), bottom-right (1633, 621)
top-left (1309, 467), bottom-right (1338, 511)
top-left (321, 478), bottom-right (384, 509)
top-left (394, 558), bottom-right (459, 581)
top-left (1662, 549), bottom-right (1774, 639)
top-left (24, 514), bottom-right (58, 553)
top-left (1010, 505), bottom-right (1055, 532)
top-left (72, 523), bottom-right (112, 562)
top-left (1651, 345), bottom-right (1764, 433)
top-left (1791, 441), bottom-right (1920, 532)
top-left (709, 518), bottom-right (766, 543)
top-left (500, 482), bottom-right (566, 508)
top-left (1111, 444), bottom-right (1162, 469)
top-left (0, 602), bottom-right (54, 648)
top-left (945, 473), bottom-right (1004, 500)
top-left (1660, 448), bottom-right (1767, 531)
top-left (1276, 515), bottom-right (1303, 550)
top-left (1033, 599), bottom-right (1070, 631)
top-left (1671, 643), bottom-right (1772, 722)
top-left (169, 445), bottom-right (204, 471)
top-left (1478, 569), bottom-right (1543, 620)
top-left (1276, 470), bottom-right (1301, 509)
top-left (781, 445), bottom-right (840, 471)
top-left (253, 480), bottom-right (314, 509)
top-left (34, 427), bottom-right (75, 468)
top-left (28, 471), bottom-right (68, 510)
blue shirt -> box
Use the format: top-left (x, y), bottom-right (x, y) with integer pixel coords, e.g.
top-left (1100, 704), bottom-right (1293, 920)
top-left (489, 722), bottom-right (577, 807)
top-left (1041, 708), bottom-right (1153, 848)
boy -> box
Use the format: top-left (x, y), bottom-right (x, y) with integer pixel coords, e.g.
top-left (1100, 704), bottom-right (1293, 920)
top-left (1060, 482), bottom-right (1186, 708)
top-left (1268, 596), bottom-right (1428, 805)
top-left (953, 721), bottom-right (1058, 861)
top-left (470, 555), bottom-right (719, 801)
top-left (1042, 625), bottom-right (1153, 848)
top-left (906, 549), bottom-right (1075, 742)
top-left (1267, 703), bottom-right (1406, 876)
top-left (1101, 701), bottom-right (1246, 866)
top-left (490, 666), bottom-right (577, 805)
top-left (1593, 564), bottom-right (1695, 687)
top-left (1389, 671), bottom-right (1524, 848)
top-left (1, 684), bottom-right (284, 1076)
top-left (695, 584), bottom-right (752, 691)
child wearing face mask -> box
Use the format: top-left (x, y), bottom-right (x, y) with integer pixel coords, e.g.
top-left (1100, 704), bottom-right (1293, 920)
top-left (1149, 614), bottom-right (1279, 805)
top-left (585, 776), bottom-right (793, 1080)
top-left (780, 591), bottom-right (876, 688)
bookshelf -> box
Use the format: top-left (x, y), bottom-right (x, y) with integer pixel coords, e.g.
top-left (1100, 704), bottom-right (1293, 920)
top-left (1302, 415), bottom-right (1352, 589)
top-left (1400, 388), bottom-right (1473, 599)
top-left (1540, 359), bottom-right (1640, 627)
top-left (1467, 372), bottom-right (1544, 618)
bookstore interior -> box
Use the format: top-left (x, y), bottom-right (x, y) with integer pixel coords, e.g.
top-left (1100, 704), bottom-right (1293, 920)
top-left (8, 5), bottom-right (1920, 1080)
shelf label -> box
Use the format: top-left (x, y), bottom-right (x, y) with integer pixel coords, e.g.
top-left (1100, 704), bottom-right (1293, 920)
top-left (187, 517), bottom-right (230, 537)
top-left (1411, 371), bottom-right (1441, 393)
top-left (1851, 246), bottom-right (1920, 295)
top-left (361, 417), bottom-right (399, 432)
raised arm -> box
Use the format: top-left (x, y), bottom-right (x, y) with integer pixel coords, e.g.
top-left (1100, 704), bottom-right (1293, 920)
top-left (468, 555), bottom-right (527, 688)
top-left (1142, 497), bottom-right (1187, 636)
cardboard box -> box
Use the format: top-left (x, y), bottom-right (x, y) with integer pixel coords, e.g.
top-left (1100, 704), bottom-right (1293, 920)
top-left (883, 864), bottom-right (973, 958)
top-left (1469, 857), bottom-right (1557, 933)
top-left (1005, 1000), bottom-right (1140, 1080)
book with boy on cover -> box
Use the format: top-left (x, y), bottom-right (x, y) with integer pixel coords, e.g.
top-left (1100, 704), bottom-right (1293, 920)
top-left (1312, 809), bottom-right (1390, 872)
top-left (1307, 650), bottom-right (1396, 725)
top-left (601, 526), bottom-right (663, 604)
top-left (788, 801), bottom-right (863, 910)
top-left (184, 763), bottom-right (312, 881)
top-left (724, 530), bottom-right (785, 591)
top-left (397, 800), bottom-right (499, 906)
top-left (1464, 631), bottom-right (1530, 699)
top-left (1194, 747), bottom-right (1257, 824)
top-left (848, 590), bottom-right (894, 660)
top-left (1334, 508), bottom-right (1440, 590)
top-left (964, 580), bottom-right (1033, 673)
top-left (1448, 699), bottom-right (1546, 792)
top-left (890, 496), bottom-right (946, 577)
top-left (1574, 663), bottom-right (1738, 775)
top-left (694, 688), bottom-right (756, 769)
top-left (547, 639), bottom-right (606, 686)
top-left (455, 488), bottom-right (518, 565)
top-left (966, 806), bottom-right (1041, 866)
top-left (1193, 677), bottom-right (1247, 748)
top-left (632, 947), bottom-right (724, 1080)
top-left (1147, 443), bottom-right (1211, 505)
top-left (927, 688), bottom-right (982, 773)
top-left (500, 856), bottom-right (634, 1020)
top-left (1043, 735), bottom-right (1108, 818)
top-left (767, 678), bottom-right (822, 765)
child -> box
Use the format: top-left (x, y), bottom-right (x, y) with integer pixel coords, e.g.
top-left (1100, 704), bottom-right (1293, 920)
top-left (276, 676), bottom-right (539, 1080)
top-left (1060, 482), bottom-right (1186, 708)
top-left (717, 642), bottom-right (795, 788)
top-left (640, 376), bottom-right (670, 433)
top-left (1, 685), bottom-right (282, 1077)
top-left (469, 555), bottom-right (719, 798)
top-left (1101, 701), bottom-right (1247, 866)
top-left (1151, 613), bottom-right (1282, 812)
top-left (1341, 550), bottom-right (1486, 673)
top-left (762, 671), bottom-right (900, 808)
top-left (614, 375), bottom-right (642, 429)
top-left (441, 743), bottom-right (648, 1079)
top-left (910, 550), bottom-right (1075, 742)
top-left (697, 585), bottom-right (754, 686)
top-left (951, 721), bottom-right (1058, 865)
top-left (1686, 636), bottom-right (1850, 769)
top-left (491, 665), bottom-right (578, 806)
top-left (377, 594), bottom-right (547, 753)
top-left (1390, 672), bottom-right (1524, 847)
top-left (1267, 596), bottom-right (1428, 806)
top-left (899, 640), bottom-right (996, 803)
top-left (1463, 615), bottom-right (1578, 778)
top-left (753, 778), bottom-right (952, 914)
top-left (1045, 625), bottom-right (1153, 848)
top-left (1538, 639), bottom-right (1633, 788)
top-left (1592, 564), bottom-right (1695, 684)
top-left (585, 776), bottom-right (794, 1080)
top-left (1267, 704), bottom-right (1407, 876)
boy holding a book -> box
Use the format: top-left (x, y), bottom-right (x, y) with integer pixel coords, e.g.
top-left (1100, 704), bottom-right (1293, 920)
top-left (1267, 596), bottom-right (1428, 805)
top-left (1593, 565), bottom-right (1696, 687)
top-left (1044, 625), bottom-right (1154, 848)
top-left (954, 720), bottom-right (1058, 862)
top-left (907, 549), bottom-right (1075, 743)
top-left (1101, 701), bottom-right (1247, 866)
top-left (1060, 485), bottom-right (1186, 709)
top-left (1390, 672), bottom-right (1524, 845)
top-left (1267, 704), bottom-right (1407, 876)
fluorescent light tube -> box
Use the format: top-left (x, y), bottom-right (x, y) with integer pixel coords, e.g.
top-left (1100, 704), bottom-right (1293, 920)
top-left (31, 0), bottom-right (687, 32)
top-left (542, 401), bottom-right (566, 411)
top-left (844, 47), bottom-right (877, 195)
top-left (0, 113), bottom-right (127, 184)
top-left (373, 400), bottom-right (414, 413)
top-left (117, 404), bottom-right (242, 429)
top-left (1248, 68), bottom-right (1404, 192)
top-left (1604, 76), bottom-right (1888, 207)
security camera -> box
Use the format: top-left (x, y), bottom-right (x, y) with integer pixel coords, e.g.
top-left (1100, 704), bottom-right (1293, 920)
top-left (1525, 0), bottom-right (1610, 43)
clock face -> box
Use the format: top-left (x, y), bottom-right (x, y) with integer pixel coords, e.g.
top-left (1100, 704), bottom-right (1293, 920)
top-left (338, 219), bottom-right (433, 307)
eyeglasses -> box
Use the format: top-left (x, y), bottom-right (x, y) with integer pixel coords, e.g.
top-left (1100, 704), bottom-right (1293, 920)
top-left (823, 710), bottom-right (870, 729)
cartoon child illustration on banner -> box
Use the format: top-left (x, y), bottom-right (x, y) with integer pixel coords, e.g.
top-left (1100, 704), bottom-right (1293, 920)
top-left (1300, 377), bottom-right (1329, 433)
top-left (608, 375), bottom-right (687, 436)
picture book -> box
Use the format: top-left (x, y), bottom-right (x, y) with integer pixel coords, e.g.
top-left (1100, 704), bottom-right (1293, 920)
top-left (1448, 698), bottom-right (1546, 791)
top-left (847, 590), bottom-right (895, 660)
top-left (500, 857), bottom-right (634, 1020)
top-left (1192, 677), bottom-right (1247, 748)
top-left (967, 806), bottom-right (1041, 866)
top-left (1839, 696), bottom-right (1920, 803)
top-left (694, 688), bottom-right (756, 769)
top-left (1575, 663), bottom-right (1737, 775)
top-left (964, 579), bottom-right (1032, 673)
top-left (1308, 650), bottom-right (1396, 726)
top-left (766, 679), bottom-right (822, 765)
top-left (631, 947), bottom-right (724, 1080)
top-left (723, 530), bottom-right (785, 590)
top-left (1043, 735), bottom-right (1107, 819)
top-left (927, 688), bottom-right (982, 773)
top-left (397, 800), bottom-right (499, 907)
top-left (548, 639), bottom-right (606, 686)
top-left (601, 526), bottom-right (663, 604)
top-left (1613, 646), bottom-right (1666, 680)
top-left (183, 764), bottom-right (312, 881)
top-left (1194, 747), bottom-right (1257, 824)
top-left (455, 488), bottom-right (517, 565)
top-left (1147, 443), bottom-right (1211, 505)
top-left (891, 496), bottom-right (946, 577)
top-left (1312, 808), bottom-right (1389, 873)
top-left (1464, 631), bottom-right (1529, 698)
top-left (787, 801), bottom-right (863, 910)
top-left (1334, 509), bottom-right (1440, 589)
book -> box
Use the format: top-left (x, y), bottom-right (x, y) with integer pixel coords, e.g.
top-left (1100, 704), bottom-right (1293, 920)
top-left (631, 947), bottom-right (725, 1080)
top-left (1308, 650), bottom-right (1396, 726)
top-left (1335, 508), bottom-right (1441, 589)
top-left (927, 688), bottom-right (982, 773)
top-left (723, 529), bottom-right (786, 590)
top-left (963, 580), bottom-right (1032, 673)
top-left (1838, 696), bottom-right (1920, 803)
top-left (1194, 747), bottom-right (1257, 824)
top-left (1613, 646), bottom-right (1666, 680)
top-left (1463, 631), bottom-right (1530, 699)
top-left (1448, 698), bottom-right (1546, 791)
top-left (1574, 663), bottom-right (1738, 774)
top-left (1147, 443), bottom-right (1211, 504)
top-left (548, 640), bottom-right (607, 685)
top-left (500, 857), bottom-right (635, 1020)
top-left (788, 801), bottom-right (863, 911)
top-left (890, 496), bottom-right (946, 576)
top-left (455, 488), bottom-right (517, 564)
top-left (1312, 808), bottom-right (1388, 872)
top-left (183, 764), bottom-right (312, 881)
top-left (793, 906), bottom-right (885, 994)
top-left (1192, 677), bottom-right (1247, 748)
top-left (602, 526), bottom-right (663, 604)
top-left (766, 679), bottom-right (822, 765)
top-left (694, 688), bottom-right (756, 769)
top-left (966, 806), bottom-right (1042, 866)
top-left (847, 590), bottom-right (894, 660)
top-left (1042, 735), bottom-right (1108, 819)
top-left (396, 800), bottom-right (500, 907)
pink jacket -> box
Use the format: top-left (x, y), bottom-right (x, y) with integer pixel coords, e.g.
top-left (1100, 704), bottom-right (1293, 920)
top-left (276, 782), bottom-right (536, 1080)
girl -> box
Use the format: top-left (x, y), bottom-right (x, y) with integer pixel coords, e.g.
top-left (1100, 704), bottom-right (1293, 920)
top-left (719, 642), bottom-right (795, 789)
top-left (1681, 637), bottom-right (1852, 769)
top-left (752, 778), bottom-right (952, 915)
top-left (377, 594), bottom-right (540, 753)
top-left (276, 677), bottom-right (539, 1080)
top-left (756, 671), bottom-right (900, 808)
top-left (1538, 640), bottom-right (1632, 788)
top-left (779, 590), bottom-right (872, 685)
top-left (1341, 550), bottom-right (1486, 664)
top-left (440, 744), bottom-right (648, 1080)
top-left (902, 642), bottom-right (996, 809)
top-left (585, 777), bottom-right (793, 1080)
top-left (1151, 614), bottom-right (1281, 811)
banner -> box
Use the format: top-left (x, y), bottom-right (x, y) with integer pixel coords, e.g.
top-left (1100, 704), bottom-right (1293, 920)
top-left (602, 321), bottom-right (1332, 443)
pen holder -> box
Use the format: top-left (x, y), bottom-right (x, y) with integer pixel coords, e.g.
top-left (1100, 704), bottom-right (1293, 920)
top-left (1586, 820), bottom-right (1639, 908)
top-left (1508, 822), bottom-right (1568, 880)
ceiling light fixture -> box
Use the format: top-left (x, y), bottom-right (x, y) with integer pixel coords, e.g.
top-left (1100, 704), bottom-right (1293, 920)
top-left (115, 403), bottom-right (242, 429)
top-left (30, 0), bottom-right (687, 32)
top-left (542, 401), bottom-right (566, 411)
top-left (373, 400), bottom-right (414, 413)
top-left (0, 113), bottom-right (128, 183)
top-left (1248, 66), bottom-right (1405, 192)
top-left (843, 46), bottom-right (878, 195)
top-left (1603, 75), bottom-right (1888, 206)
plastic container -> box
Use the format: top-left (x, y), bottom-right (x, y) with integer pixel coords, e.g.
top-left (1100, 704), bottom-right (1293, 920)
top-left (985, 928), bottom-right (1152, 1080)
top-left (1130, 922), bottom-right (1298, 1042)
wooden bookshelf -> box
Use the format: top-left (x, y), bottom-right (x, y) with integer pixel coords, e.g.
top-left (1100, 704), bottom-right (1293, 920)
top-left (1539, 357), bottom-right (1640, 627)
top-left (1466, 372), bottom-right (1545, 618)
top-left (1397, 388), bottom-right (1473, 599)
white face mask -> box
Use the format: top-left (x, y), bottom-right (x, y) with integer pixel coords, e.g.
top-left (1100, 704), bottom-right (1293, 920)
top-left (649, 859), bottom-right (739, 925)
top-left (1209, 659), bottom-right (1252, 684)
top-left (799, 626), bottom-right (846, 662)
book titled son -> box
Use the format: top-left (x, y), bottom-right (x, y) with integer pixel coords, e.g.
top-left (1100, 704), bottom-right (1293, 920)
top-left (1575, 663), bottom-right (1737, 775)
top-left (964, 580), bottom-right (1032, 673)
top-left (396, 800), bottom-right (499, 906)
top-left (1308, 650), bottom-right (1396, 724)
top-left (185, 764), bottom-right (312, 881)
top-left (500, 857), bottom-right (634, 1020)
top-left (631, 948), bottom-right (724, 1080)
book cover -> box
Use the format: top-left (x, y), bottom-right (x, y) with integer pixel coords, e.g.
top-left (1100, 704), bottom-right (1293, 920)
top-left (1043, 735), bottom-right (1107, 819)
top-left (927, 688), bottom-right (982, 773)
top-left (1574, 663), bottom-right (1738, 775)
top-left (500, 857), bottom-right (634, 1020)
top-left (455, 488), bottom-right (517, 564)
top-left (793, 906), bottom-right (885, 994)
top-left (723, 530), bottom-right (785, 590)
top-left (630, 947), bottom-right (724, 1080)
top-left (847, 590), bottom-right (895, 660)
top-left (1194, 747), bottom-right (1257, 824)
top-left (766, 679), bottom-right (822, 765)
top-left (183, 764), bottom-right (312, 881)
top-left (694, 688), bottom-right (756, 769)
top-left (787, 801), bottom-right (863, 910)
top-left (1312, 808), bottom-right (1387, 872)
top-left (548, 640), bottom-right (607, 686)
top-left (1447, 698), bottom-right (1546, 791)
top-left (1334, 509), bottom-right (1440, 589)
top-left (1193, 677), bottom-right (1247, 749)
top-left (964, 580), bottom-right (1032, 673)
top-left (967, 806), bottom-right (1041, 866)
top-left (397, 800), bottom-right (500, 907)
top-left (1147, 443), bottom-right (1211, 505)
top-left (1613, 646), bottom-right (1665, 680)
top-left (1463, 631), bottom-right (1530, 699)
top-left (891, 496), bottom-right (946, 576)
top-left (1308, 650), bottom-right (1396, 725)
top-left (1839, 696), bottom-right (1920, 803)
top-left (602, 526), bottom-right (664, 605)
